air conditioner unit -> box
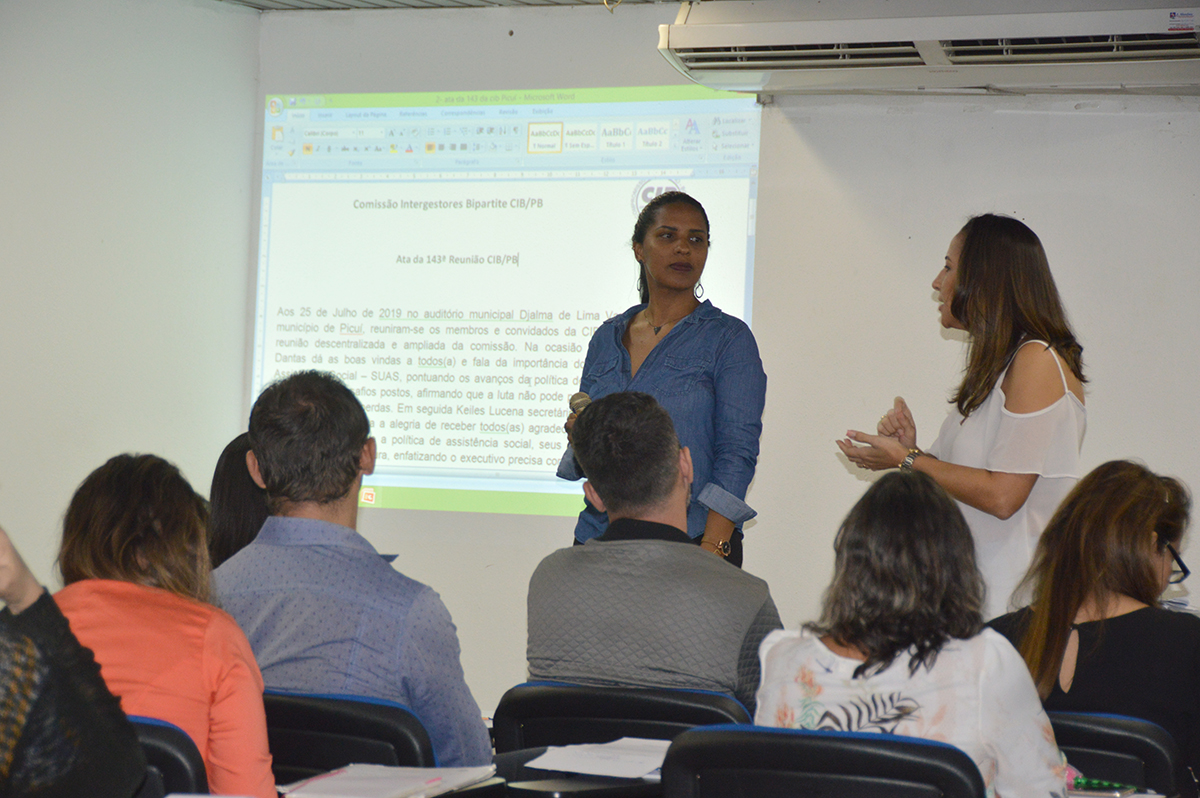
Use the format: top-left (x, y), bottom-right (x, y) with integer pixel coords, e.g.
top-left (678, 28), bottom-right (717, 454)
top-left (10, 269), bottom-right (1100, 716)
top-left (657, 0), bottom-right (1200, 95)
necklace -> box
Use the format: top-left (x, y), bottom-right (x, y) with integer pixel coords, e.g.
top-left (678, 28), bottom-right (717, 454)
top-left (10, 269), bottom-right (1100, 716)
top-left (645, 308), bottom-right (689, 336)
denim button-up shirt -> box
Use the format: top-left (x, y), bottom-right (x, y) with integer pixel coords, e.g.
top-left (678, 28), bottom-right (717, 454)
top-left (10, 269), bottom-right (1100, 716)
top-left (557, 301), bottom-right (767, 542)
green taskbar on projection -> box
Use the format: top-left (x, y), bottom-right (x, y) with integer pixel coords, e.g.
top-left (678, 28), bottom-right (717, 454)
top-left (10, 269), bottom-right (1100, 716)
top-left (252, 85), bottom-right (763, 517)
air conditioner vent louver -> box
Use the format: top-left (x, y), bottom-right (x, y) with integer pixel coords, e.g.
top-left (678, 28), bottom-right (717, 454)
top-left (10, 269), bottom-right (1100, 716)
top-left (657, 1), bottom-right (1200, 94)
top-left (675, 42), bottom-right (924, 72)
top-left (945, 32), bottom-right (1200, 64)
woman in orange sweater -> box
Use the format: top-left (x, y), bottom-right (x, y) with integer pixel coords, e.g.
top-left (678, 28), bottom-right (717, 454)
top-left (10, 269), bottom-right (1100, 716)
top-left (54, 453), bottom-right (275, 798)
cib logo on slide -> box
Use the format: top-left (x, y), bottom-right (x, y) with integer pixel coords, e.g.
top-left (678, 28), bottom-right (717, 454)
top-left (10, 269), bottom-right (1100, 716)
top-left (632, 179), bottom-right (683, 216)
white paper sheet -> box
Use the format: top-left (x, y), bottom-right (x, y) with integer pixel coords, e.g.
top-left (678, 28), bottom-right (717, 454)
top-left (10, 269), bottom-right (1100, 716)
top-left (525, 737), bottom-right (671, 779)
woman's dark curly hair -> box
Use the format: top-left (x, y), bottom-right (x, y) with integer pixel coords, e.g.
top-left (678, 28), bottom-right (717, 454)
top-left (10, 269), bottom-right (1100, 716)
top-left (806, 471), bottom-right (984, 678)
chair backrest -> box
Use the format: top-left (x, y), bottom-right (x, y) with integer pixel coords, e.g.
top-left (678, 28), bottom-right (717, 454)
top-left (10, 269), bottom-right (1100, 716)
top-left (491, 682), bottom-right (751, 754)
top-left (128, 716), bottom-right (209, 798)
top-left (1048, 711), bottom-right (1181, 796)
top-left (263, 691), bottom-right (436, 785)
top-left (661, 725), bottom-right (987, 798)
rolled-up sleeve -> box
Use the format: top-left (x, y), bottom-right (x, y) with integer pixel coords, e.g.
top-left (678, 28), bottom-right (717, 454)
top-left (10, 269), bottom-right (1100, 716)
top-left (696, 324), bottom-right (766, 524)
top-left (556, 446), bottom-right (583, 481)
top-left (696, 483), bottom-right (755, 524)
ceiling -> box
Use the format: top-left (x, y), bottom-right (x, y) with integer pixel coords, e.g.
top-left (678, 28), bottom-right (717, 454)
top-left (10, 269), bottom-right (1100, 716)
top-left (216, 0), bottom-right (664, 8)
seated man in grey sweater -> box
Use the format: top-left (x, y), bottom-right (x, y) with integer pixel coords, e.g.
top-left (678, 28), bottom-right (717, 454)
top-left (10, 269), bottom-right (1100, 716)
top-left (527, 391), bottom-right (781, 711)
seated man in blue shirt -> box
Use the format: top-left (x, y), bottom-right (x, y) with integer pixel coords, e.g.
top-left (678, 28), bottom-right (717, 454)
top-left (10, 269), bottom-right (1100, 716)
top-left (213, 370), bottom-right (491, 767)
top-left (528, 392), bottom-right (781, 712)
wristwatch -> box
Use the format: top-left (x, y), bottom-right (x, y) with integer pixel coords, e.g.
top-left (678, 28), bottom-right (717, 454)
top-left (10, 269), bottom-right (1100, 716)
top-left (701, 538), bottom-right (731, 558)
top-left (899, 448), bottom-right (923, 472)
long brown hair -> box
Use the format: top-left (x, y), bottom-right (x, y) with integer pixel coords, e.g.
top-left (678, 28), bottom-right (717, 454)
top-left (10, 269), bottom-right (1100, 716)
top-left (1016, 460), bottom-right (1190, 699)
top-left (950, 214), bottom-right (1085, 417)
top-left (59, 453), bottom-right (212, 602)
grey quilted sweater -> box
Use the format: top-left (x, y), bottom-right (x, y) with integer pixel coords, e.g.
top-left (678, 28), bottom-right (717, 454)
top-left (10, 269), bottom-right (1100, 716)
top-left (526, 521), bottom-right (782, 711)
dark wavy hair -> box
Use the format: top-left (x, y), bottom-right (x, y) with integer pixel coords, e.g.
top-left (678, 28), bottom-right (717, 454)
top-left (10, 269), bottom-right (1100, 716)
top-left (631, 191), bottom-right (709, 304)
top-left (249, 370), bottom-right (370, 513)
top-left (208, 432), bottom-right (269, 568)
top-left (59, 454), bottom-right (211, 603)
top-left (807, 471), bottom-right (984, 678)
top-left (572, 392), bottom-right (681, 516)
top-left (1015, 460), bottom-right (1190, 699)
top-left (950, 214), bottom-right (1085, 417)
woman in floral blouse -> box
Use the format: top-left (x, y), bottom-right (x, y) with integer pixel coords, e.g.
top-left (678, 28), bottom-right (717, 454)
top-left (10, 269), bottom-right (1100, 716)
top-left (755, 471), bottom-right (1066, 798)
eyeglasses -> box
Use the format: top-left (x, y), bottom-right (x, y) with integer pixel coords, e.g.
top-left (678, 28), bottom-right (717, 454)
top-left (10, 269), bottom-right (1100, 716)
top-left (1166, 542), bottom-right (1190, 585)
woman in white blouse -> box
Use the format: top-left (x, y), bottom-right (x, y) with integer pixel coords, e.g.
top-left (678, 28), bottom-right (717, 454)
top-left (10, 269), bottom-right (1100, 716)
top-left (756, 471), bottom-right (1067, 798)
top-left (838, 214), bottom-right (1085, 619)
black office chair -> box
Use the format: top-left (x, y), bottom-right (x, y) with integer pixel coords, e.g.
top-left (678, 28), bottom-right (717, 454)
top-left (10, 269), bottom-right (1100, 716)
top-left (263, 691), bottom-right (436, 785)
top-left (129, 716), bottom-right (209, 798)
top-left (492, 682), bottom-right (751, 754)
top-left (662, 724), bottom-right (987, 798)
top-left (1049, 711), bottom-right (1182, 797)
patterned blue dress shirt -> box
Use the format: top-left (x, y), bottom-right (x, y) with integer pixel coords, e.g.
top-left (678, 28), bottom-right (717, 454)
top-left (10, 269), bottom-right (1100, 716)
top-left (213, 516), bottom-right (492, 767)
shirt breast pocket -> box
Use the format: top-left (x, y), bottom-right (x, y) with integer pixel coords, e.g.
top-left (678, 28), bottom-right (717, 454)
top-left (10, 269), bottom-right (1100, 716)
top-left (654, 353), bottom-right (711, 396)
top-left (583, 355), bottom-right (623, 394)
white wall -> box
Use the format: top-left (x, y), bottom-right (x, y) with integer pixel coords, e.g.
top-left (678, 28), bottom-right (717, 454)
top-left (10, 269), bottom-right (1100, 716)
top-left (0, 0), bottom-right (259, 585)
top-left (4, 0), bottom-right (1198, 722)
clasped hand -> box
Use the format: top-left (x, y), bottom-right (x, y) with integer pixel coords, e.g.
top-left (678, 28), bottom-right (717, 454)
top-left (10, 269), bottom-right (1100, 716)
top-left (837, 397), bottom-right (917, 471)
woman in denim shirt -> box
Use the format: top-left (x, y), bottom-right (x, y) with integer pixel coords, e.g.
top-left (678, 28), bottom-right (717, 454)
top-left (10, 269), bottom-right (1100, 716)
top-left (557, 192), bottom-right (766, 565)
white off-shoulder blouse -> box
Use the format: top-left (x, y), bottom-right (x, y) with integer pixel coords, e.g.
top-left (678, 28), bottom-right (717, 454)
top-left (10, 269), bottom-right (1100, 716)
top-left (928, 340), bottom-right (1086, 620)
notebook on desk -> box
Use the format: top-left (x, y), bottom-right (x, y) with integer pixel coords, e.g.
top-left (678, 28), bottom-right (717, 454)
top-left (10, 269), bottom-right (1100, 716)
top-left (280, 764), bottom-right (496, 798)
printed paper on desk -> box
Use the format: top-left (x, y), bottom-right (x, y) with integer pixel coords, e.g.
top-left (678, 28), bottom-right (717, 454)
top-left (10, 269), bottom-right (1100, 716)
top-left (282, 764), bottom-right (495, 798)
top-left (526, 736), bottom-right (671, 779)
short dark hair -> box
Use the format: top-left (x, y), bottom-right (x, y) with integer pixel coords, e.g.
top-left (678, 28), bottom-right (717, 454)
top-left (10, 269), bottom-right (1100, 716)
top-left (249, 370), bottom-right (370, 512)
top-left (572, 392), bottom-right (680, 517)
top-left (807, 471), bottom-right (984, 678)
top-left (631, 191), bottom-right (710, 304)
top-left (208, 432), bottom-right (269, 568)
top-left (59, 453), bottom-right (211, 602)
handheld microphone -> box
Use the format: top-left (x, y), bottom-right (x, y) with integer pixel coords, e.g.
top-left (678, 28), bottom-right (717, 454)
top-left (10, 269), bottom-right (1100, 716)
top-left (569, 392), bottom-right (591, 415)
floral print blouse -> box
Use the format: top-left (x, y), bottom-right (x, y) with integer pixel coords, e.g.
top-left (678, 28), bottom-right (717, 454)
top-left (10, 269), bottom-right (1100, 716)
top-left (755, 628), bottom-right (1067, 798)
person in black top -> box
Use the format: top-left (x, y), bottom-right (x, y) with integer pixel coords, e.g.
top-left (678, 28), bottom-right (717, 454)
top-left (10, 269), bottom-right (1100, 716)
top-left (989, 460), bottom-right (1199, 795)
top-left (0, 523), bottom-right (145, 798)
